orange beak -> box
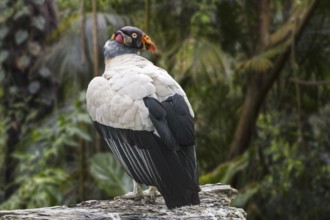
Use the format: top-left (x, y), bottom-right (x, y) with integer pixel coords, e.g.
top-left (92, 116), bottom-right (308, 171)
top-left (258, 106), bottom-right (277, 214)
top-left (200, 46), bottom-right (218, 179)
top-left (142, 34), bottom-right (156, 53)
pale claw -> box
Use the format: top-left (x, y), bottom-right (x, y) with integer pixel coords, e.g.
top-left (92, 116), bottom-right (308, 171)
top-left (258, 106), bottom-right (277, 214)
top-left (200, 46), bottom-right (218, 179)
top-left (114, 180), bottom-right (143, 200)
top-left (114, 191), bottom-right (143, 200)
top-left (114, 181), bottom-right (159, 204)
top-left (142, 186), bottom-right (158, 204)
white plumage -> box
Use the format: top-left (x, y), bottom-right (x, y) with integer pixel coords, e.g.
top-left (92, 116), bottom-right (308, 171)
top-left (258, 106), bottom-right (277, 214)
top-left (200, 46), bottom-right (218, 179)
top-left (86, 54), bottom-right (194, 131)
top-left (86, 27), bottom-right (200, 209)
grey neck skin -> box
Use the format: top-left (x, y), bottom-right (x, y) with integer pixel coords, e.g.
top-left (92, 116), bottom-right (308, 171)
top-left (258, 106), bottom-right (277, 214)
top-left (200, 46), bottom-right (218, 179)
top-left (103, 40), bottom-right (139, 59)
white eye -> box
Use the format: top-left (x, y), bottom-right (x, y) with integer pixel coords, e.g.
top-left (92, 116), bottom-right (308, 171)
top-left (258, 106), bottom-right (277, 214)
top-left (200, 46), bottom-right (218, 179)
top-left (131, 33), bottom-right (138, 38)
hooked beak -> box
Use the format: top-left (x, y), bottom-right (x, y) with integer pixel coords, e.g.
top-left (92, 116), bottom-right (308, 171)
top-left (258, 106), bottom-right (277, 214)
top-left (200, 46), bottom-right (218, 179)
top-left (142, 34), bottom-right (156, 53)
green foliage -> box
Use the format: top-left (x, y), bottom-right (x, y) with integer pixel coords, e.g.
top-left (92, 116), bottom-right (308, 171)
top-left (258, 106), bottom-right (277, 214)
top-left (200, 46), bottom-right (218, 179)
top-left (46, 12), bottom-right (128, 100)
top-left (89, 153), bottom-right (133, 198)
top-left (0, 168), bottom-right (68, 209)
top-left (256, 114), bottom-right (304, 191)
top-left (0, 93), bottom-right (92, 209)
top-left (14, 29), bottom-right (28, 45)
top-left (237, 56), bottom-right (273, 73)
top-left (172, 38), bottom-right (232, 83)
top-left (0, 1), bottom-right (329, 220)
top-left (251, 106), bottom-right (330, 220)
top-left (199, 150), bottom-right (259, 208)
top-left (188, 81), bottom-right (241, 171)
top-left (231, 183), bottom-right (259, 208)
top-left (0, 105), bottom-right (9, 201)
top-left (200, 152), bottom-right (248, 185)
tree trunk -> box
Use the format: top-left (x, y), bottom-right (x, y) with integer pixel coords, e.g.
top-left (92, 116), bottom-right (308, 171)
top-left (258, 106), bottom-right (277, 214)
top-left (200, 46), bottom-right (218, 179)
top-left (92, 0), bottom-right (99, 77)
top-left (228, 0), bottom-right (320, 159)
top-left (228, 73), bottom-right (265, 159)
top-left (144, 0), bottom-right (150, 33)
top-left (92, 0), bottom-right (101, 152)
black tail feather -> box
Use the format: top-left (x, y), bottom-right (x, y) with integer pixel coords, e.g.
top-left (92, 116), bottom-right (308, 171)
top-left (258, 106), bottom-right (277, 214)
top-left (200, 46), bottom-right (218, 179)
top-left (94, 92), bottom-right (201, 209)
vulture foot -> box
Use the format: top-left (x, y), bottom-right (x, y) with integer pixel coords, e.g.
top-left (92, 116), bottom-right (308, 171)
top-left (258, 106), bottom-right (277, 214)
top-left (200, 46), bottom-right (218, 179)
top-left (142, 186), bottom-right (158, 204)
top-left (114, 180), bottom-right (143, 200)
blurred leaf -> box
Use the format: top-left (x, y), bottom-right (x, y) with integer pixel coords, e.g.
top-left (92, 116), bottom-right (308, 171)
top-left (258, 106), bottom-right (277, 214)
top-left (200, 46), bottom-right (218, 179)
top-left (33, 0), bottom-right (45, 5)
top-left (28, 41), bottom-right (42, 56)
top-left (236, 45), bottom-right (285, 72)
top-left (46, 13), bottom-right (129, 92)
top-left (0, 7), bottom-right (14, 23)
top-left (16, 54), bottom-right (31, 71)
top-left (77, 113), bottom-right (92, 124)
top-left (68, 127), bottom-right (91, 141)
top-left (90, 153), bottom-right (133, 198)
top-left (28, 81), bottom-right (41, 94)
top-left (239, 56), bottom-right (273, 73)
top-left (172, 38), bottom-right (232, 83)
top-left (0, 26), bottom-right (9, 39)
top-left (14, 6), bottom-right (30, 20)
top-left (0, 168), bottom-right (69, 210)
top-left (15, 29), bottom-right (28, 45)
top-left (232, 183), bottom-right (260, 208)
top-left (200, 152), bottom-right (249, 184)
top-left (32, 15), bottom-right (45, 31)
top-left (39, 66), bottom-right (51, 77)
top-left (0, 68), bottom-right (5, 83)
top-left (0, 50), bottom-right (9, 62)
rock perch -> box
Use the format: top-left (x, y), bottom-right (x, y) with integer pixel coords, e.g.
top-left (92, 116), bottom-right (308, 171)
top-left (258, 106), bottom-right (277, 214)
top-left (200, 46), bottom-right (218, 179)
top-left (0, 183), bottom-right (246, 219)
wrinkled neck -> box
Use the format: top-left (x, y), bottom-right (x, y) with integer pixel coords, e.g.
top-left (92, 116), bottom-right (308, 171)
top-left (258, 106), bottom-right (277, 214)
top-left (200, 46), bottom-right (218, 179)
top-left (103, 40), bottom-right (139, 59)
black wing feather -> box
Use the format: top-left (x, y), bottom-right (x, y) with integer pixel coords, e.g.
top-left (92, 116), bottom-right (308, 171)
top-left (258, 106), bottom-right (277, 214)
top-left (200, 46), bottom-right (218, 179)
top-left (143, 97), bottom-right (179, 151)
top-left (143, 94), bottom-right (199, 187)
top-left (160, 94), bottom-right (195, 146)
top-left (94, 94), bottom-right (200, 209)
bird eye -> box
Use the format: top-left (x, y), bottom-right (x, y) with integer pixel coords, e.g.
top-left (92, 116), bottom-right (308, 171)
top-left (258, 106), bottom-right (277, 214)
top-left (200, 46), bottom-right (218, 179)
top-left (131, 33), bottom-right (138, 38)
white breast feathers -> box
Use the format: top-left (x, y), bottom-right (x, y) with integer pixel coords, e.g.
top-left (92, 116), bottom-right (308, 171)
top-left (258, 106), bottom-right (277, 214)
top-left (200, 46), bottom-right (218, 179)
top-left (86, 54), bottom-right (194, 131)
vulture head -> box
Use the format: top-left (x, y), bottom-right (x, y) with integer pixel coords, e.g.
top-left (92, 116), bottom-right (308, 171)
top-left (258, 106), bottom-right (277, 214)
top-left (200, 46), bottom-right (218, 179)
top-left (104, 26), bottom-right (156, 59)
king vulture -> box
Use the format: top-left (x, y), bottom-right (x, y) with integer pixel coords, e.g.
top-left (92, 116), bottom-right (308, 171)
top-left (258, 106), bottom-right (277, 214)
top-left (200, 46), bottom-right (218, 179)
top-left (86, 26), bottom-right (200, 209)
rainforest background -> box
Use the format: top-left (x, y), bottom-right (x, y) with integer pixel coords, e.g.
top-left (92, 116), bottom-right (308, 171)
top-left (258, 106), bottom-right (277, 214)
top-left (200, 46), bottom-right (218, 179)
top-left (0, 0), bottom-right (329, 219)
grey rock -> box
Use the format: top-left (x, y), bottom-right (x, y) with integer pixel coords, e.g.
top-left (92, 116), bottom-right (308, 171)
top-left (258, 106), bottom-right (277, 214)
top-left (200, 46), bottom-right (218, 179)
top-left (0, 183), bottom-right (246, 220)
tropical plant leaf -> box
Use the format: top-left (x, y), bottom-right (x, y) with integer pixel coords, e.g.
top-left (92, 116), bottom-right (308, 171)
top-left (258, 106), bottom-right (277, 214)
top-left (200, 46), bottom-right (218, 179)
top-left (46, 13), bottom-right (129, 81)
top-left (239, 56), bottom-right (273, 72)
top-left (172, 38), bottom-right (232, 83)
top-left (28, 81), bottom-right (40, 94)
top-left (199, 152), bottom-right (249, 184)
top-left (14, 6), bottom-right (30, 20)
top-left (0, 50), bottom-right (9, 63)
top-left (15, 29), bottom-right (28, 45)
top-left (0, 68), bottom-right (5, 83)
top-left (68, 126), bottom-right (91, 141)
top-left (32, 15), bottom-right (45, 31)
top-left (33, 0), bottom-right (45, 5)
top-left (0, 168), bottom-right (69, 210)
top-left (89, 153), bottom-right (133, 198)
top-left (0, 26), bottom-right (9, 40)
top-left (16, 54), bottom-right (31, 71)
top-left (0, 7), bottom-right (14, 23)
top-left (231, 183), bottom-right (260, 208)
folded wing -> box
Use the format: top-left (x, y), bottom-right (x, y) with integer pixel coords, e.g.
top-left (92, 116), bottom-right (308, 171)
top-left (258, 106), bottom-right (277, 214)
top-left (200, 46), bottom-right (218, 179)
top-left (86, 54), bottom-right (200, 208)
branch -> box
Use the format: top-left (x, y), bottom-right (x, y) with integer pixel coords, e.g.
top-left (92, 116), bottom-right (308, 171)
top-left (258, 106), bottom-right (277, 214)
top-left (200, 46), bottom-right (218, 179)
top-left (92, 0), bottom-right (99, 77)
top-left (269, 1), bottom-right (316, 49)
top-left (257, 0), bottom-right (270, 52)
top-left (290, 78), bottom-right (330, 86)
top-left (80, 0), bottom-right (86, 64)
top-left (262, 0), bottom-right (320, 94)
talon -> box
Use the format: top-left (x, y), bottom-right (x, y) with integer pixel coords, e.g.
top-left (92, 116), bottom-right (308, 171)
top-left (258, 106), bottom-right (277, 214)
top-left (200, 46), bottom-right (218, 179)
top-left (142, 186), bottom-right (158, 203)
top-left (114, 180), bottom-right (143, 200)
top-left (114, 192), bottom-right (143, 200)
